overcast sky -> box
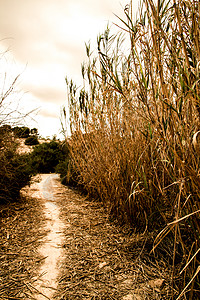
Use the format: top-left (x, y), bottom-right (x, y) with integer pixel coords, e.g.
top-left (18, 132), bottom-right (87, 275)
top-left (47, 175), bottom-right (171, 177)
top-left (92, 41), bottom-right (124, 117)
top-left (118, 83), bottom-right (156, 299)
top-left (0, 0), bottom-right (139, 139)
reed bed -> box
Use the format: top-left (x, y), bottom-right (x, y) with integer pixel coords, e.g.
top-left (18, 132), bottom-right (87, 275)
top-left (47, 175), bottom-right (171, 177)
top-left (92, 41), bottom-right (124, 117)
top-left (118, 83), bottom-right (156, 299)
top-left (63, 0), bottom-right (200, 298)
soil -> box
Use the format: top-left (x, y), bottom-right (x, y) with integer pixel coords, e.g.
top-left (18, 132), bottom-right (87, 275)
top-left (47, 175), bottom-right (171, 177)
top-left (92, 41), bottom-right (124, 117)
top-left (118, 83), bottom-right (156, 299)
top-left (0, 174), bottom-right (172, 300)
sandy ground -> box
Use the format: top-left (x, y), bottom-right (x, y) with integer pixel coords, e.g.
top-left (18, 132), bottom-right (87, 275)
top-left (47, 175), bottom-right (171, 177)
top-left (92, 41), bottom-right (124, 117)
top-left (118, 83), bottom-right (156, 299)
top-left (16, 138), bottom-right (51, 154)
top-left (26, 174), bottom-right (65, 299)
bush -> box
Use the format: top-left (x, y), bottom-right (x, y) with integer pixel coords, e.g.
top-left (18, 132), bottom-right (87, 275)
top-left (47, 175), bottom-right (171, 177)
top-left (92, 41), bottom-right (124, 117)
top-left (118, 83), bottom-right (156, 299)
top-left (0, 125), bottom-right (12, 135)
top-left (30, 140), bottom-right (69, 174)
top-left (0, 61), bottom-right (35, 203)
top-left (0, 135), bottom-right (34, 203)
top-left (13, 126), bottom-right (30, 138)
top-left (56, 156), bottom-right (80, 187)
top-left (25, 136), bottom-right (39, 146)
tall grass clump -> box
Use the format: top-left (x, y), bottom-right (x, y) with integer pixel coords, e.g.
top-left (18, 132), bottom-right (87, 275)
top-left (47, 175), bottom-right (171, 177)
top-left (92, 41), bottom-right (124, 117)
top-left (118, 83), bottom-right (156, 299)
top-left (63, 0), bottom-right (200, 298)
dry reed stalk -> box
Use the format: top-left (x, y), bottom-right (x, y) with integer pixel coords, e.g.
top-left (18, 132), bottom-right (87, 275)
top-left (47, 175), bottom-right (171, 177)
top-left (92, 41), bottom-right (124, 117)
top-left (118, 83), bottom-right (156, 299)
top-left (63, 0), bottom-right (200, 297)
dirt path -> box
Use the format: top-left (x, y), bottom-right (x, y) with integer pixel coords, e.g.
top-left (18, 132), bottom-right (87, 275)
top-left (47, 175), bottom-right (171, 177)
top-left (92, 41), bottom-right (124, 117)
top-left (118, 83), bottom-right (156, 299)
top-left (30, 174), bottom-right (65, 299)
top-left (15, 174), bottom-right (170, 299)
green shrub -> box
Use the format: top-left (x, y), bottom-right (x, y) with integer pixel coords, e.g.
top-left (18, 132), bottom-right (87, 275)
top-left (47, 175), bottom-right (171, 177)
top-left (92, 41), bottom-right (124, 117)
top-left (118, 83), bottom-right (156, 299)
top-left (0, 136), bottom-right (34, 203)
top-left (13, 126), bottom-right (30, 138)
top-left (25, 136), bottom-right (39, 146)
top-left (55, 156), bottom-right (80, 187)
top-left (30, 140), bottom-right (69, 173)
top-left (0, 125), bottom-right (12, 135)
top-left (55, 158), bottom-right (70, 179)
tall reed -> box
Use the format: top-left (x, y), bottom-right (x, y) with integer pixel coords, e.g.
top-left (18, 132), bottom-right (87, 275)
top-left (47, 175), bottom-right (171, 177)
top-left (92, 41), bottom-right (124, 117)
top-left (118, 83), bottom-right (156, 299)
top-left (63, 0), bottom-right (200, 298)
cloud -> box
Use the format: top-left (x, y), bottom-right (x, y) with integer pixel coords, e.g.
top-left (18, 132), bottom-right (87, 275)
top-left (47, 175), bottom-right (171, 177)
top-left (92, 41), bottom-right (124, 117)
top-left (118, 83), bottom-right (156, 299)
top-left (0, 0), bottom-right (129, 83)
top-left (0, 0), bottom-right (138, 138)
top-left (39, 109), bottom-right (59, 119)
top-left (0, 0), bottom-right (126, 64)
top-left (25, 85), bottom-right (66, 104)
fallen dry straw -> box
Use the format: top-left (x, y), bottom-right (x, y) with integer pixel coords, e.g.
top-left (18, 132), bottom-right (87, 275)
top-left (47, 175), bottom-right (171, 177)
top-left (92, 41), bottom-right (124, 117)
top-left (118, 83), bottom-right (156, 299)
top-left (0, 196), bottom-right (47, 299)
top-left (54, 183), bottom-right (173, 300)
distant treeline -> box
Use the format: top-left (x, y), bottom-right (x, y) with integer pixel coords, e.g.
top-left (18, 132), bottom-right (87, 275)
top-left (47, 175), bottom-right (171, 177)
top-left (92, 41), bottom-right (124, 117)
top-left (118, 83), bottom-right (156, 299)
top-left (0, 124), bottom-right (38, 138)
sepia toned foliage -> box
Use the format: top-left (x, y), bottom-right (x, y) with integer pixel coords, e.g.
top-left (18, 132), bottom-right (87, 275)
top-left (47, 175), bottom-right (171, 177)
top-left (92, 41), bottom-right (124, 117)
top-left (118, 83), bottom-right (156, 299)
top-left (0, 69), bottom-right (35, 203)
top-left (63, 0), bottom-right (200, 298)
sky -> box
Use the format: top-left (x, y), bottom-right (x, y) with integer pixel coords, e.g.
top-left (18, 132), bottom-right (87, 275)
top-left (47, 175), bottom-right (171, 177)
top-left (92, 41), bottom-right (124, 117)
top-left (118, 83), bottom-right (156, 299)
top-left (0, 0), bottom-right (139, 139)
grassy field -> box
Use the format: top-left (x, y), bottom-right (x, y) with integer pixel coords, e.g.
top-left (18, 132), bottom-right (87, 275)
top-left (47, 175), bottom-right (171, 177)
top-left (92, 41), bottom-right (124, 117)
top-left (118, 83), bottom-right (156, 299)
top-left (62, 0), bottom-right (200, 298)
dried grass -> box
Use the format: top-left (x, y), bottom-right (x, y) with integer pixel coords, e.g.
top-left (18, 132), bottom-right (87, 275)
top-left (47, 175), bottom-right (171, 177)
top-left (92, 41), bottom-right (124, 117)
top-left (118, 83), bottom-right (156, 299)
top-left (54, 183), bottom-right (173, 300)
top-left (0, 193), bottom-right (47, 299)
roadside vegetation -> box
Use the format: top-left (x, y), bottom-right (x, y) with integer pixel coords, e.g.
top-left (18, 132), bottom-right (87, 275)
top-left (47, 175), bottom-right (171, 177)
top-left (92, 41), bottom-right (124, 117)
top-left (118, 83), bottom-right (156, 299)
top-left (0, 63), bottom-right (65, 204)
top-left (0, 121), bottom-right (42, 204)
top-left (0, 122), bottom-right (68, 204)
top-left (0, 131), bottom-right (32, 203)
top-left (30, 139), bottom-right (69, 174)
top-left (62, 0), bottom-right (200, 298)
top-left (0, 66), bottom-right (35, 204)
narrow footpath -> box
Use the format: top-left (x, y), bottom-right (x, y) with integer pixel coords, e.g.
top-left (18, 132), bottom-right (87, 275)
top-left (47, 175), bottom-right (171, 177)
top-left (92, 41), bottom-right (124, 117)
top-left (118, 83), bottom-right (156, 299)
top-left (30, 174), bottom-right (65, 299)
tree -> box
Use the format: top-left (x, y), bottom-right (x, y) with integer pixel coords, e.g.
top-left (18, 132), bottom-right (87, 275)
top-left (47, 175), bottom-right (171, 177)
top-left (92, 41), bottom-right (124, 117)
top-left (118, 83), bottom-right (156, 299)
top-left (12, 126), bottom-right (30, 138)
top-left (30, 128), bottom-right (38, 135)
top-left (0, 125), bottom-right (12, 135)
